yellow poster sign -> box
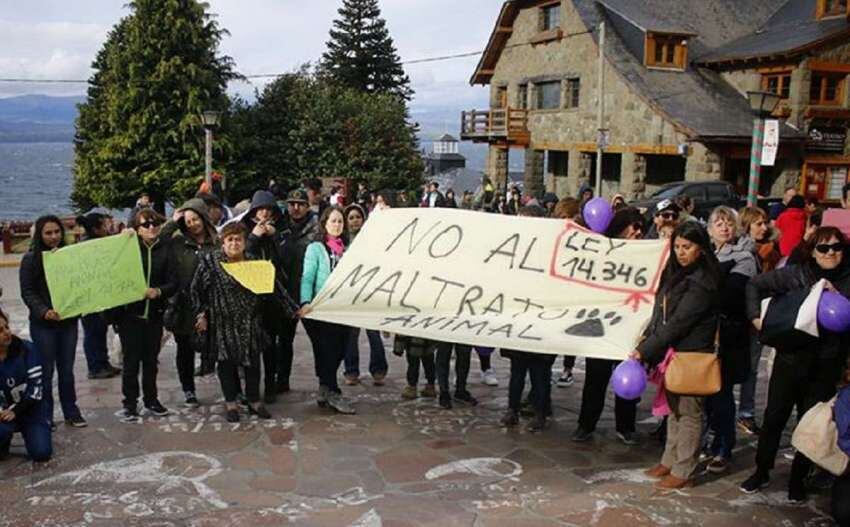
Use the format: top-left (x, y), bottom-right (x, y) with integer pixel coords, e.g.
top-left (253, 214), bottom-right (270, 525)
top-left (222, 260), bottom-right (275, 294)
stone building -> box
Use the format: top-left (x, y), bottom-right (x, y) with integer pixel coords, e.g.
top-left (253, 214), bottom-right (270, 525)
top-left (461, 0), bottom-right (850, 201)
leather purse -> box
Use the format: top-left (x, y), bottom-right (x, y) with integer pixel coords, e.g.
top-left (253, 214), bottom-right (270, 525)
top-left (661, 295), bottom-right (722, 397)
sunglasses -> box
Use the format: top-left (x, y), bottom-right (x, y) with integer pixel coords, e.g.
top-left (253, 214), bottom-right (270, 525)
top-left (138, 221), bottom-right (162, 229)
top-left (815, 243), bottom-right (844, 254)
top-left (631, 222), bottom-right (645, 231)
top-left (658, 212), bottom-right (679, 220)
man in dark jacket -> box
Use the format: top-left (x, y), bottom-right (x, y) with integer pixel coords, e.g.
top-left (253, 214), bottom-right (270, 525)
top-left (277, 188), bottom-right (319, 392)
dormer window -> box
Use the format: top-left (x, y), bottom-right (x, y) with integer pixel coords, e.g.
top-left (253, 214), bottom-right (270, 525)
top-left (817, 0), bottom-right (849, 19)
top-left (645, 33), bottom-right (688, 70)
top-left (540, 3), bottom-right (560, 31)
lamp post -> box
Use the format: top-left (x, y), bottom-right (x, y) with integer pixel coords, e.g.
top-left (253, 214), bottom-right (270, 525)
top-left (200, 110), bottom-right (221, 192)
top-left (746, 91), bottom-right (781, 207)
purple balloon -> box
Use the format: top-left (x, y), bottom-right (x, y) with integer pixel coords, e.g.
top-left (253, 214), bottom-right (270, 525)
top-left (612, 359), bottom-right (647, 400)
top-left (583, 197), bottom-right (614, 234)
top-left (818, 291), bottom-right (850, 333)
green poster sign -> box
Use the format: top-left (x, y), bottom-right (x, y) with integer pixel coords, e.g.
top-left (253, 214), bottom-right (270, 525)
top-left (43, 232), bottom-right (147, 319)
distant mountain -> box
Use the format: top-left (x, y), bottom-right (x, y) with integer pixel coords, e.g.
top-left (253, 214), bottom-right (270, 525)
top-left (0, 94), bottom-right (83, 123)
top-left (0, 94), bottom-right (82, 142)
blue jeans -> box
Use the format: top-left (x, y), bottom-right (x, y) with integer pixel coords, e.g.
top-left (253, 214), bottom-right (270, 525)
top-left (0, 403), bottom-right (52, 461)
top-left (343, 328), bottom-right (388, 377)
top-left (81, 313), bottom-right (110, 374)
top-left (737, 336), bottom-right (763, 419)
top-left (30, 320), bottom-right (81, 421)
top-left (704, 381), bottom-right (736, 459)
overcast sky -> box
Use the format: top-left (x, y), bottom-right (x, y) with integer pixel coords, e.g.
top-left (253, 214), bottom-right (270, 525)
top-left (0, 0), bottom-right (498, 108)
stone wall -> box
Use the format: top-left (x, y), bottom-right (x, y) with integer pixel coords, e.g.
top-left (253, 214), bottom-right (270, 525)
top-left (487, 1), bottom-right (696, 199)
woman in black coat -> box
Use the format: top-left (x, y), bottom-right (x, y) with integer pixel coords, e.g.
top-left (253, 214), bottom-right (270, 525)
top-left (740, 226), bottom-right (850, 503)
top-left (633, 222), bottom-right (721, 490)
top-left (115, 209), bottom-right (177, 422)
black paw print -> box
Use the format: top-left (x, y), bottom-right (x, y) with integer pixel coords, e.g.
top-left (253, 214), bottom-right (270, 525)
top-left (564, 309), bottom-right (622, 338)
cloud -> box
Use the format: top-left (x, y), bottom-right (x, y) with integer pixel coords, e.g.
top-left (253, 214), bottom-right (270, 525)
top-left (0, 1), bottom-right (503, 105)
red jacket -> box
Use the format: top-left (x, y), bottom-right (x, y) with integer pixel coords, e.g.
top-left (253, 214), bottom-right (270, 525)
top-left (776, 208), bottom-right (807, 257)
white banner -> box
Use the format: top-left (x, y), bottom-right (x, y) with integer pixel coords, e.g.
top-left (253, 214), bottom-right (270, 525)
top-left (307, 209), bottom-right (669, 360)
top-left (761, 119), bottom-right (779, 167)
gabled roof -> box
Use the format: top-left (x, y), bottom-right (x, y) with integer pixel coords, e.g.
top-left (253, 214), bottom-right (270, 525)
top-left (471, 0), bottom-right (808, 140)
top-left (695, 0), bottom-right (850, 65)
top-left (470, 1), bottom-right (523, 85)
top-left (437, 133), bottom-right (458, 142)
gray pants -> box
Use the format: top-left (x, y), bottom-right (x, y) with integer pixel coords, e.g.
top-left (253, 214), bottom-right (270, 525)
top-left (661, 395), bottom-right (704, 479)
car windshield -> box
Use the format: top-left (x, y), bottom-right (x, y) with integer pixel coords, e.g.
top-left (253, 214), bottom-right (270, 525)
top-left (650, 184), bottom-right (685, 199)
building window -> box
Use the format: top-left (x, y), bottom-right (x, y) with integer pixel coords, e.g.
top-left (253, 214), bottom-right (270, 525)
top-left (495, 86), bottom-right (508, 108)
top-left (762, 72), bottom-right (792, 100)
top-left (810, 72), bottom-right (845, 106)
top-left (540, 3), bottom-right (560, 31)
top-left (645, 33), bottom-right (688, 70)
top-left (535, 81), bottom-right (561, 110)
top-left (565, 78), bottom-right (580, 108)
top-left (517, 84), bottom-right (528, 109)
top-left (818, 0), bottom-right (849, 18)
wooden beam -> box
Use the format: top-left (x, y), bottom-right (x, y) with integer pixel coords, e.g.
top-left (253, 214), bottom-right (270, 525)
top-left (531, 141), bottom-right (681, 155)
top-left (808, 60), bottom-right (850, 73)
top-left (496, 26), bottom-right (513, 34)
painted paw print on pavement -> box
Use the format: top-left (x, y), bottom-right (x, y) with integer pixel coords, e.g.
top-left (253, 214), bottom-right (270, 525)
top-left (564, 309), bottom-right (622, 338)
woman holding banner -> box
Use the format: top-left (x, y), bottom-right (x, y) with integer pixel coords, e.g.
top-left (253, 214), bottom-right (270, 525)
top-left (115, 209), bottom-right (177, 422)
top-left (191, 222), bottom-right (279, 423)
top-left (632, 222), bottom-right (721, 490)
top-left (19, 215), bottom-right (86, 428)
top-left (298, 206), bottom-right (355, 415)
top-left (740, 226), bottom-right (850, 503)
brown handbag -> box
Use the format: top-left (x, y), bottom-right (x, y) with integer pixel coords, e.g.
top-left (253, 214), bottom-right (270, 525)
top-left (661, 296), bottom-right (722, 397)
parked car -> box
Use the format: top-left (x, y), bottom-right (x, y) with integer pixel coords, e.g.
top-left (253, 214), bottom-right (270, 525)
top-left (630, 181), bottom-right (780, 221)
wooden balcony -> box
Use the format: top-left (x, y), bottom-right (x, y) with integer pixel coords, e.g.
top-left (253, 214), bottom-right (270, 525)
top-left (460, 107), bottom-right (530, 146)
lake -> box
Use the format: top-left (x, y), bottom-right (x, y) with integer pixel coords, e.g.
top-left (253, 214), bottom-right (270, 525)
top-left (0, 142), bottom-right (76, 221)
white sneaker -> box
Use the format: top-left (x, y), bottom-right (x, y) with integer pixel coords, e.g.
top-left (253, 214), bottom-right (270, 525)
top-left (481, 369), bottom-right (499, 387)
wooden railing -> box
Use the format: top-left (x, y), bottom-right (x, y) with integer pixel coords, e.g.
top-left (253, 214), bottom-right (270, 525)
top-left (460, 107), bottom-right (529, 144)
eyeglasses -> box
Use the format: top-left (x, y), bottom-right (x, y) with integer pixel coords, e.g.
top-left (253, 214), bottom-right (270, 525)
top-left (815, 243), bottom-right (844, 254)
top-left (658, 212), bottom-right (679, 220)
top-left (138, 221), bottom-right (161, 229)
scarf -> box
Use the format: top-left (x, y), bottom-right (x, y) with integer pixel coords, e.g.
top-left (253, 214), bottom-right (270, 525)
top-left (325, 235), bottom-right (344, 257)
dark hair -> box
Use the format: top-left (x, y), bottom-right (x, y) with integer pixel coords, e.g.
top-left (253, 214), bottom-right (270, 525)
top-left (662, 221), bottom-right (722, 290)
top-left (344, 203), bottom-right (366, 220)
top-left (315, 206), bottom-right (345, 242)
top-left (518, 204), bottom-right (546, 217)
top-left (605, 207), bottom-right (645, 238)
top-left (552, 197), bottom-right (580, 220)
top-left (303, 177), bottom-right (323, 192)
top-left (787, 195), bottom-right (805, 209)
top-left (131, 208), bottom-right (166, 230)
top-left (75, 213), bottom-right (108, 238)
top-left (32, 215), bottom-right (67, 252)
top-left (809, 208), bottom-right (824, 228)
top-left (800, 226), bottom-right (847, 269)
top-left (220, 221), bottom-right (247, 241)
top-left (842, 183), bottom-right (850, 201)
top-left (674, 195), bottom-right (693, 211)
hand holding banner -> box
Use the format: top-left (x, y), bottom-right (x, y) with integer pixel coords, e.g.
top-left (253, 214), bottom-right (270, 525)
top-left (43, 231), bottom-right (147, 319)
top-left (307, 209), bottom-right (669, 360)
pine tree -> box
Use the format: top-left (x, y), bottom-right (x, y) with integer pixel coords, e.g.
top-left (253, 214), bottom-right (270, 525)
top-left (320, 0), bottom-right (413, 100)
top-left (72, 0), bottom-right (235, 210)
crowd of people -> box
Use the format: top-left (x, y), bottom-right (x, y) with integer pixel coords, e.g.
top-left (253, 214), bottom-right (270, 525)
top-left (3, 177), bottom-right (850, 524)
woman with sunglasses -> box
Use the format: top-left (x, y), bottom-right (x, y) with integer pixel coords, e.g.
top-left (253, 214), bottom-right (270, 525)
top-left (740, 226), bottom-right (850, 503)
top-left (341, 204), bottom-right (388, 386)
top-left (115, 209), bottom-right (177, 422)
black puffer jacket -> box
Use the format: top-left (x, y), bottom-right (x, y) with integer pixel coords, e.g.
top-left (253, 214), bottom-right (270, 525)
top-left (116, 236), bottom-right (178, 324)
top-left (164, 198), bottom-right (219, 334)
top-left (637, 266), bottom-right (719, 367)
top-left (746, 261), bottom-right (850, 359)
top-left (717, 261), bottom-right (752, 384)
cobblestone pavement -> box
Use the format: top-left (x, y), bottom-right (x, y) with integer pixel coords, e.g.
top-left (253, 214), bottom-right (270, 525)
top-left (0, 267), bottom-right (838, 526)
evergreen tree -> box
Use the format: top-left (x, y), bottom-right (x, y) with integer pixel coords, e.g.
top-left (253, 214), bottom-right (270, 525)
top-left (320, 0), bottom-right (413, 100)
top-left (72, 0), bottom-right (235, 210)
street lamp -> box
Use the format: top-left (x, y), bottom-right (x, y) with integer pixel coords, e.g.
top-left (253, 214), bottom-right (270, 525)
top-left (746, 91), bottom-right (781, 207)
top-left (200, 110), bottom-right (221, 192)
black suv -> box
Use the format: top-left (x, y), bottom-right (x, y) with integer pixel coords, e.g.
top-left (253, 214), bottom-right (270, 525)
top-left (630, 181), bottom-right (742, 221)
